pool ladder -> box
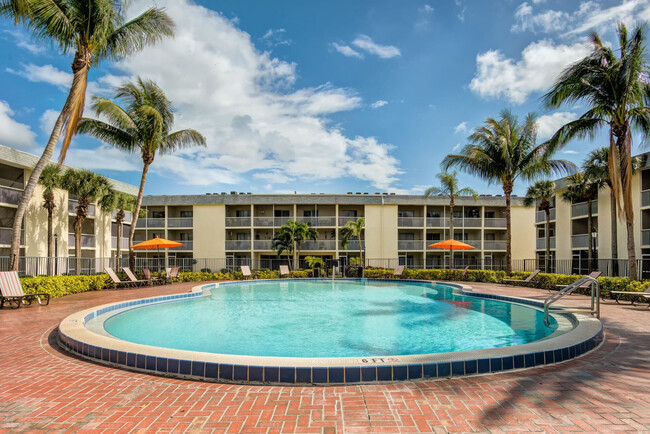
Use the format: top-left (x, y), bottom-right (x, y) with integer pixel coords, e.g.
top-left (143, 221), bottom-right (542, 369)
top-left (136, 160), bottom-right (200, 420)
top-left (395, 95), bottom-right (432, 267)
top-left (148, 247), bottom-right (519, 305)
top-left (544, 275), bottom-right (600, 326)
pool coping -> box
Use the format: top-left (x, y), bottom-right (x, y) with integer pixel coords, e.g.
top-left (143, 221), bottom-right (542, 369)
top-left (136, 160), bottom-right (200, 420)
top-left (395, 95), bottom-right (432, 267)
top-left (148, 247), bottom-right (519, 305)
top-left (57, 278), bottom-right (604, 385)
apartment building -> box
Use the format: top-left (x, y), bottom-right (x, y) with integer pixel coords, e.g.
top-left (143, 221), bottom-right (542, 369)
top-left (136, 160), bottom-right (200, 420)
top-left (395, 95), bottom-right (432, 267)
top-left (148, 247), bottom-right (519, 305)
top-left (136, 193), bottom-right (536, 269)
top-left (0, 145), bottom-right (138, 272)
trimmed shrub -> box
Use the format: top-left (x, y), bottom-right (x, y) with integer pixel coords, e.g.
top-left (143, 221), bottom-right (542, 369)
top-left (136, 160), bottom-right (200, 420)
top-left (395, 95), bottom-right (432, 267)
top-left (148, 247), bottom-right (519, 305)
top-left (21, 274), bottom-right (110, 298)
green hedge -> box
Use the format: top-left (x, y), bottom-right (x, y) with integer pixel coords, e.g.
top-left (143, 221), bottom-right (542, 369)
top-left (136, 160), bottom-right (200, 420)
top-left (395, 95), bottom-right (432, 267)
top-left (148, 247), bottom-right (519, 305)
top-left (16, 268), bottom-right (650, 301)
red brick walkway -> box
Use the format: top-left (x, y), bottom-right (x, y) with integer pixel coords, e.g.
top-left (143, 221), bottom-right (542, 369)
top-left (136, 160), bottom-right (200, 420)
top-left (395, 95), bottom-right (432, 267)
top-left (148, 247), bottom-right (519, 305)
top-left (1, 281), bottom-right (648, 433)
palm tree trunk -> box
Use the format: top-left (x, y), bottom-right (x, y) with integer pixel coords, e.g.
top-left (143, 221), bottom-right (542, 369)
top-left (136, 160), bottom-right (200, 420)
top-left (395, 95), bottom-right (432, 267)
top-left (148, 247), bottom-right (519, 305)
top-left (610, 188), bottom-right (618, 276)
top-left (116, 218), bottom-right (122, 267)
top-left (587, 199), bottom-right (593, 273)
top-left (626, 216), bottom-right (638, 280)
top-left (449, 198), bottom-right (454, 268)
top-left (503, 182), bottom-right (513, 274)
top-left (545, 209), bottom-right (550, 273)
top-left (293, 241), bottom-right (298, 270)
top-left (75, 217), bottom-right (82, 275)
top-left (129, 159), bottom-right (152, 270)
top-left (47, 209), bottom-right (53, 275)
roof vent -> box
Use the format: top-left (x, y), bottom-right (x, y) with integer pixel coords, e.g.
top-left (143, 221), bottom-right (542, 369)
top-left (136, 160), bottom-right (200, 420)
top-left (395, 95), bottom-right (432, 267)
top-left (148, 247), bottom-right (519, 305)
top-left (221, 192), bottom-right (227, 195)
top-left (347, 192), bottom-right (353, 194)
top-left (247, 192), bottom-right (252, 195)
top-left (382, 192), bottom-right (388, 195)
top-left (231, 191), bottom-right (237, 195)
top-left (356, 192), bottom-right (361, 195)
top-left (363, 192), bottom-right (369, 195)
top-left (390, 192), bottom-right (396, 195)
top-left (205, 193), bottom-right (212, 195)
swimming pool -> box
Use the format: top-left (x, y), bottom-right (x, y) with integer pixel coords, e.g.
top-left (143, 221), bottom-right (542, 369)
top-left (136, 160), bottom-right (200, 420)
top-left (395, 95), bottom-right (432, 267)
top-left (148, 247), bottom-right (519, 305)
top-left (58, 279), bottom-right (603, 384)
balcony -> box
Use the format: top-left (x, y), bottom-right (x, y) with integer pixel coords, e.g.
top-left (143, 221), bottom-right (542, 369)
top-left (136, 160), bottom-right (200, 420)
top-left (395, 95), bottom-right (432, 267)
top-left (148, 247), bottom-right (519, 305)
top-left (0, 186), bottom-right (21, 206)
top-left (536, 237), bottom-right (556, 250)
top-left (111, 210), bottom-right (133, 223)
top-left (463, 239), bottom-right (482, 249)
top-left (111, 237), bottom-right (130, 249)
top-left (170, 240), bottom-right (192, 250)
top-left (483, 218), bottom-right (507, 228)
top-left (68, 200), bottom-right (95, 217)
top-left (643, 190), bottom-right (650, 208)
top-left (295, 216), bottom-right (337, 226)
top-left (302, 240), bottom-right (337, 250)
top-left (483, 240), bottom-right (505, 250)
top-left (254, 240), bottom-right (273, 250)
top-left (398, 240), bottom-right (424, 250)
top-left (225, 240), bottom-right (251, 250)
top-left (339, 240), bottom-right (364, 250)
top-left (167, 218), bottom-right (193, 228)
top-left (136, 218), bottom-right (165, 228)
top-left (643, 229), bottom-right (650, 246)
top-left (68, 233), bottom-right (96, 248)
top-left (457, 217), bottom-right (482, 227)
top-left (571, 234), bottom-right (598, 249)
top-left (426, 217), bottom-right (449, 227)
top-left (571, 201), bottom-right (597, 218)
top-left (225, 217), bottom-right (251, 227)
top-left (0, 227), bottom-right (24, 245)
top-left (339, 216), bottom-right (361, 226)
top-left (398, 217), bottom-right (424, 227)
top-left (253, 217), bottom-right (274, 227)
top-left (535, 208), bottom-right (556, 223)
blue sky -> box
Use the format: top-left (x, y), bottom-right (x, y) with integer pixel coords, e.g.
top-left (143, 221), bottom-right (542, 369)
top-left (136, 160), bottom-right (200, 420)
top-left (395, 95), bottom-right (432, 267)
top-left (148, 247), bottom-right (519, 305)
top-left (0, 0), bottom-right (648, 196)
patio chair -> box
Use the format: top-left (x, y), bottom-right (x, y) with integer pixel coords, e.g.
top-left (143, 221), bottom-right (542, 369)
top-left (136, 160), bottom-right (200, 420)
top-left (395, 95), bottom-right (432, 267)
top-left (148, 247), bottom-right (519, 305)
top-left (552, 271), bottom-right (602, 293)
top-left (123, 268), bottom-right (149, 287)
top-left (393, 265), bottom-right (405, 279)
top-left (143, 268), bottom-right (163, 285)
top-left (105, 267), bottom-right (134, 288)
top-left (609, 287), bottom-right (650, 306)
top-left (164, 267), bottom-right (180, 284)
top-left (279, 265), bottom-right (290, 278)
top-left (241, 265), bottom-right (253, 280)
top-left (0, 271), bottom-right (50, 309)
top-left (461, 265), bottom-right (470, 278)
top-left (502, 269), bottom-right (540, 285)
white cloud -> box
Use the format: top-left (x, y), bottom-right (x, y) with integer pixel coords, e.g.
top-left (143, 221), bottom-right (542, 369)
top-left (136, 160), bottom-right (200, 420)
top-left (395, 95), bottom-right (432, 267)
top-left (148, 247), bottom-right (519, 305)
top-left (331, 42), bottom-right (363, 59)
top-left (253, 171), bottom-right (293, 184)
top-left (567, 0), bottom-right (650, 36)
top-left (0, 101), bottom-right (38, 150)
top-left (64, 145), bottom-right (142, 172)
top-left (562, 149), bottom-right (579, 155)
top-left (108, 0), bottom-right (401, 190)
top-left (371, 100), bottom-right (388, 109)
top-left (536, 112), bottom-right (578, 140)
top-left (261, 28), bottom-right (291, 47)
top-left (469, 40), bottom-right (592, 104)
top-left (7, 63), bottom-right (72, 89)
top-left (351, 35), bottom-right (401, 59)
top-left (455, 0), bottom-right (466, 22)
top-left (454, 121), bottom-right (468, 134)
top-left (452, 143), bottom-right (461, 152)
top-left (4, 30), bottom-right (46, 55)
top-left (415, 4), bottom-right (434, 31)
top-left (511, 2), bottom-right (570, 33)
top-left (39, 109), bottom-right (60, 136)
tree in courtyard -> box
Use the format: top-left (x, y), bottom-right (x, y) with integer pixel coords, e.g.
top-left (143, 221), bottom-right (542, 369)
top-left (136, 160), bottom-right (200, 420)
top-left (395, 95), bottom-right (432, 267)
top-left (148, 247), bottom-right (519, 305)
top-left (2, 0), bottom-right (174, 271)
top-left (272, 220), bottom-right (318, 270)
top-left (524, 180), bottom-right (555, 273)
top-left (38, 164), bottom-right (62, 269)
top-left (99, 191), bottom-right (137, 266)
top-left (339, 217), bottom-right (366, 267)
top-left (544, 23), bottom-right (650, 280)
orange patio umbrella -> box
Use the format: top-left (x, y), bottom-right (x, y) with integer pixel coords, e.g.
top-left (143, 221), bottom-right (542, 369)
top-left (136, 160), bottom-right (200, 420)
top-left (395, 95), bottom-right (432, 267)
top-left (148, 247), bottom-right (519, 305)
top-left (428, 239), bottom-right (475, 269)
top-left (131, 237), bottom-right (183, 271)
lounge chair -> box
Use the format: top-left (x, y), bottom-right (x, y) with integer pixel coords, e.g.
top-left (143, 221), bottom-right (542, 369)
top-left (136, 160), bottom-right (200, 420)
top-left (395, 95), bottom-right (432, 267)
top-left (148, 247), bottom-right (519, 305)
top-left (105, 267), bottom-right (134, 288)
top-left (393, 265), bottom-right (405, 279)
top-left (608, 286), bottom-right (650, 306)
top-left (461, 266), bottom-right (470, 278)
top-left (502, 269), bottom-right (540, 285)
top-left (164, 267), bottom-right (180, 284)
top-left (143, 268), bottom-right (163, 285)
top-left (0, 271), bottom-right (50, 309)
top-left (280, 265), bottom-right (290, 278)
top-left (241, 265), bottom-right (253, 280)
top-left (123, 268), bottom-right (149, 287)
top-left (552, 271), bottom-right (602, 293)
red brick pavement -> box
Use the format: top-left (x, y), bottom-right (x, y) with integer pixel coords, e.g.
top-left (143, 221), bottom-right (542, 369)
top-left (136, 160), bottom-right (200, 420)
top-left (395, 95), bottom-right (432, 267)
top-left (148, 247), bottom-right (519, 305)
top-left (1, 281), bottom-right (649, 433)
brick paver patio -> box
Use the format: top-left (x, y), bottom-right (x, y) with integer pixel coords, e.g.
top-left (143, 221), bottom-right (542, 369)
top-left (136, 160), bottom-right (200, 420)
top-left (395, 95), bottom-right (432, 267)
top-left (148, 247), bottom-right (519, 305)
top-left (1, 280), bottom-right (648, 433)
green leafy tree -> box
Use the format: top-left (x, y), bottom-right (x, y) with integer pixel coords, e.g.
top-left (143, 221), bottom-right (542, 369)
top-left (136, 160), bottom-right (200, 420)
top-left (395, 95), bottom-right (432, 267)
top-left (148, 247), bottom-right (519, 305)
top-left (61, 169), bottom-right (114, 274)
top-left (2, 0), bottom-right (174, 271)
top-left (305, 256), bottom-right (326, 276)
top-left (77, 78), bottom-right (206, 269)
top-left (38, 164), bottom-right (62, 262)
top-left (425, 171), bottom-right (478, 265)
top-left (524, 180), bottom-right (555, 272)
top-left (272, 220), bottom-right (318, 270)
top-left (99, 191), bottom-right (136, 266)
top-left (543, 23), bottom-right (650, 280)
top-left (561, 173), bottom-right (605, 273)
top-left (443, 110), bottom-right (574, 273)
top-left (272, 230), bottom-right (294, 271)
top-left (339, 217), bottom-right (365, 267)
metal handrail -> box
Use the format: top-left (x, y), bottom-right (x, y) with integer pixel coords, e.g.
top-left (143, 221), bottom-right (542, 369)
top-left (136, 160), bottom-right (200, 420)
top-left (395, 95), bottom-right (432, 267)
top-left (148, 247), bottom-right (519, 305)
top-left (544, 275), bottom-right (600, 326)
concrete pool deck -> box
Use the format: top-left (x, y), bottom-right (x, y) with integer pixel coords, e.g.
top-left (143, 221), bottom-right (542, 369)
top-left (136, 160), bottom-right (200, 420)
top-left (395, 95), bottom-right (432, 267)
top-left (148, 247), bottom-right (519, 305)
top-left (1, 280), bottom-right (649, 432)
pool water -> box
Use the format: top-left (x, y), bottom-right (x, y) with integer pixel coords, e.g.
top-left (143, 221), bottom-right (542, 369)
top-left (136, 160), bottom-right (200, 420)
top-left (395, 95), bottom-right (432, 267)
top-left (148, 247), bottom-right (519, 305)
top-left (104, 280), bottom-right (558, 358)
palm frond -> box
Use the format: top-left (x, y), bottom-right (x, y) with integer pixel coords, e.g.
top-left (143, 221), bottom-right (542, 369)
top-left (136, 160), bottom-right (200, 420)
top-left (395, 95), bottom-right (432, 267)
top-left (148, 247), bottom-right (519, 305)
top-left (160, 129), bottom-right (206, 154)
top-left (77, 118), bottom-right (135, 151)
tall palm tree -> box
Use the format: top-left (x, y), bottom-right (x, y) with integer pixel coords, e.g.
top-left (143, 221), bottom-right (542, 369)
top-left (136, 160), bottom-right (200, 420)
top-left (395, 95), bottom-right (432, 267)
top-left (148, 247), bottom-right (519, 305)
top-left (583, 147), bottom-right (645, 275)
top-left (425, 171), bottom-right (478, 266)
top-left (339, 217), bottom-right (365, 267)
top-left (273, 220), bottom-right (318, 270)
top-left (38, 164), bottom-right (62, 263)
top-left (2, 0), bottom-right (174, 272)
top-left (543, 23), bottom-right (650, 280)
top-left (561, 173), bottom-right (605, 273)
top-left (98, 191), bottom-right (136, 266)
top-left (524, 180), bottom-right (555, 273)
top-left (61, 169), bottom-right (114, 274)
top-left (443, 110), bottom-right (574, 273)
top-left (77, 78), bottom-right (206, 269)
top-left (272, 230), bottom-right (294, 271)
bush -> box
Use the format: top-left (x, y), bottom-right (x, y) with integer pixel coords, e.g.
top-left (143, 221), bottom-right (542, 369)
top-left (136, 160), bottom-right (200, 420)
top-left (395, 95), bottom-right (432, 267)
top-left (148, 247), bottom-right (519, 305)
top-left (21, 274), bottom-right (110, 299)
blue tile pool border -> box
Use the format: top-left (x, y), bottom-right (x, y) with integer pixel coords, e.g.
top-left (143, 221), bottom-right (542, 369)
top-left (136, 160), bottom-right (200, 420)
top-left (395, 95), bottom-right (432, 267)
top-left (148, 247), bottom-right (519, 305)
top-left (58, 278), bottom-right (604, 385)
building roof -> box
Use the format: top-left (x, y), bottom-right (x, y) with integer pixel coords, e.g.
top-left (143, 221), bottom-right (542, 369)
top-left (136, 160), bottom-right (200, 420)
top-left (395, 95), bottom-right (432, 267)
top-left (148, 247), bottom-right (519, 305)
top-left (0, 144), bottom-right (138, 195)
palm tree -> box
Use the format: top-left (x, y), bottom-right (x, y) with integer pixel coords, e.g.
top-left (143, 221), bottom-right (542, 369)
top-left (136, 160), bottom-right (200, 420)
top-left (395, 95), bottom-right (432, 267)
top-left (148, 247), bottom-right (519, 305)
top-left (524, 180), bottom-right (555, 273)
top-left (38, 164), bottom-right (62, 263)
top-left (2, 1), bottom-right (174, 272)
top-left (272, 220), bottom-right (318, 270)
top-left (77, 78), bottom-right (205, 269)
top-left (99, 191), bottom-right (136, 267)
top-left (543, 23), bottom-right (650, 280)
top-left (339, 217), bottom-right (365, 267)
top-left (61, 169), bottom-right (114, 274)
top-left (583, 147), bottom-right (645, 276)
top-left (561, 173), bottom-right (605, 273)
top-left (443, 110), bottom-right (574, 273)
top-left (425, 171), bottom-right (478, 266)
top-left (272, 230), bottom-right (294, 271)
top-left (305, 256), bottom-right (326, 276)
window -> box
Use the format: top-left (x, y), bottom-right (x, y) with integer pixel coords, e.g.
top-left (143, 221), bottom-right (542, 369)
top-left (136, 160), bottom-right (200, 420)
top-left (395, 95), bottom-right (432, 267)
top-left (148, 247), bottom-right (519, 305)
top-left (398, 210), bottom-right (414, 217)
top-left (426, 233), bottom-right (441, 241)
top-left (484, 211), bottom-right (495, 219)
top-left (398, 233), bottom-right (415, 240)
top-left (453, 210), bottom-right (462, 218)
top-left (275, 210), bottom-right (290, 217)
top-left (237, 233), bottom-right (250, 240)
top-left (485, 233), bottom-right (495, 241)
top-left (303, 210), bottom-right (318, 217)
top-left (340, 210), bottom-right (357, 217)
top-left (466, 209), bottom-right (480, 218)
top-left (152, 211), bottom-right (165, 219)
top-left (427, 210), bottom-right (441, 218)
top-left (236, 210), bottom-right (251, 217)
top-left (180, 210), bottom-right (193, 218)
top-left (180, 233), bottom-right (193, 241)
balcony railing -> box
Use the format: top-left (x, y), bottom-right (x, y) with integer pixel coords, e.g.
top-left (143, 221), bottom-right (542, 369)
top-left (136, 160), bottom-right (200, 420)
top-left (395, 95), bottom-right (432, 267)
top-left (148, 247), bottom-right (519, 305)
top-left (463, 239), bottom-right (482, 249)
top-left (339, 240), bottom-right (364, 250)
top-left (111, 210), bottom-right (133, 223)
top-left (254, 240), bottom-right (273, 250)
top-left (167, 218), bottom-right (193, 228)
top-left (398, 240), bottom-right (424, 250)
top-left (301, 240), bottom-right (337, 250)
top-left (68, 200), bottom-right (95, 217)
top-left (295, 216), bottom-right (337, 226)
top-left (483, 240), bottom-right (505, 250)
top-left (536, 208), bottom-right (556, 223)
top-left (253, 217), bottom-right (275, 227)
top-left (458, 217), bottom-right (482, 227)
top-left (225, 217), bottom-right (251, 227)
top-left (136, 218), bottom-right (165, 228)
top-left (571, 201), bottom-right (597, 218)
top-left (643, 229), bottom-right (650, 246)
top-left (398, 217), bottom-right (424, 227)
top-left (111, 237), bottom-right (130, 249)
top-left (483, 218), bottom-right (506, 228)
top-left (170, 240), bottom-right (192, 250)
top-left (68, 233), bottom-right (95, 248)
top-left (643, 190), bottom-right (650, 208)
top-left (536, 237), bottom-right (556, 250)
top-left (572, 234), bottom-right (598, 249)
top-left (252, 217), bottom-right (294, 227)
top-left (0, 186), bottom-right (21, 206)
top-left (225, 240), bottom-right (251, 250)
top-left (426, 217), bottom-right (449, 227)
top-left (339, 216), bottom-right (361, 226)
top-left (0, 227), bottom-right (24, 245)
